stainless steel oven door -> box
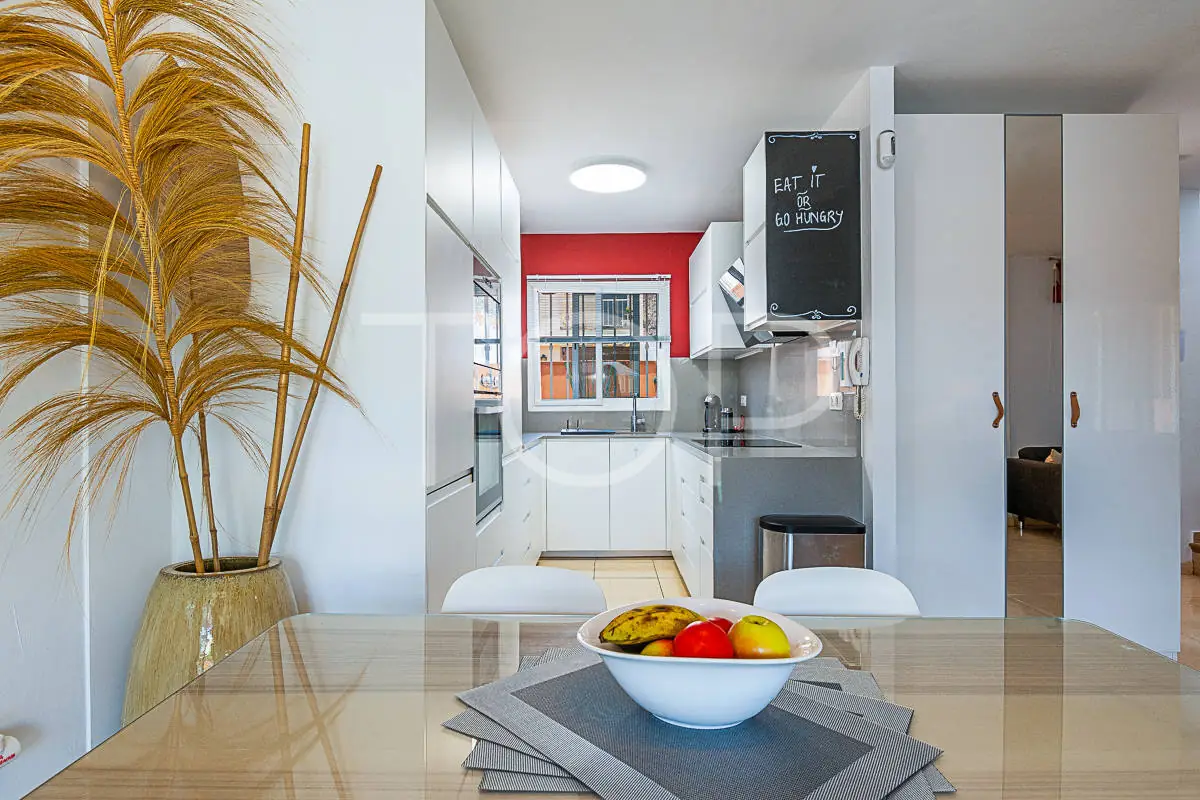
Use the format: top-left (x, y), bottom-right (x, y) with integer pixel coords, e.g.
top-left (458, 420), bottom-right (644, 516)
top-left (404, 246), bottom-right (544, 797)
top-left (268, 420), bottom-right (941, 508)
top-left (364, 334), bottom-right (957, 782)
top-left (474, 405), bottom-right (503, 522)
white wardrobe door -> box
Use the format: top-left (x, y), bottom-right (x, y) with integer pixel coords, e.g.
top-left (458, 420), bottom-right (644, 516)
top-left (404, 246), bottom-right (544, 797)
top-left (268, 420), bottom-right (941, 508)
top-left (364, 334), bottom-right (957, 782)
top-left (1061, 114), bottom-right (1181, 654)
top-left (895, 115), bottom-right (1008, 616)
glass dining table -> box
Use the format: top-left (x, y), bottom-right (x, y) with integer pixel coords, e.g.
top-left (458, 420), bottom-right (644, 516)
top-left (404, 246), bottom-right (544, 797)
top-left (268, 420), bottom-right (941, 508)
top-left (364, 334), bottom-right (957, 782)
top-left (24, 614), bottom-right (1200, 799)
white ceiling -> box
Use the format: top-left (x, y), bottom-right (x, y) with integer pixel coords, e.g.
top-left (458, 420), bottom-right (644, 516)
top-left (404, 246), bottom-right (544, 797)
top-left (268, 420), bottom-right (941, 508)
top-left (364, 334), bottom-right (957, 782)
top-left (435, 0), bottom-right (1200, 233)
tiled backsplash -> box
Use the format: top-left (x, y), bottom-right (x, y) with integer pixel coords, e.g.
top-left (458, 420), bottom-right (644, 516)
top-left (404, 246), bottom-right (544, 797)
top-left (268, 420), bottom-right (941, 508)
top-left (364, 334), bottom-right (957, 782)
top-left (735, 335), bottom-right (860, 448)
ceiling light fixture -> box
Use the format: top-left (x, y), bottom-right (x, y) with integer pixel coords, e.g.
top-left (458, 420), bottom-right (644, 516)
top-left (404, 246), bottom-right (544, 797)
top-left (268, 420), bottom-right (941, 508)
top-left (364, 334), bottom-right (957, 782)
top-left (569, 162), bottom-right (647, 194)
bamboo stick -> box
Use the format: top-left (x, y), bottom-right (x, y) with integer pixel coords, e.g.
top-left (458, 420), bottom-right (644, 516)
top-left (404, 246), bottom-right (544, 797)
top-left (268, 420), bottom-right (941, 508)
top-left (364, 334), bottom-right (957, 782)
top-left (173, 431), bottom-right (205, 574)
top-left (267, 165), bottom-right (383, 552)
top-left (258, 123), bottom-right (312, 567)
top-left (197, 412), bottom-right (221, 572)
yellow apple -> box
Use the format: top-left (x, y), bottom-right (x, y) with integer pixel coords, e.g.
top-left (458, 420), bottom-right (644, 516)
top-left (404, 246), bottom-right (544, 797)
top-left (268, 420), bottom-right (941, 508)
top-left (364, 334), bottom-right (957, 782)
top-left (728, 615), bottom-right (791, 659)
top-left (640, 639), bottom-right (676, 657)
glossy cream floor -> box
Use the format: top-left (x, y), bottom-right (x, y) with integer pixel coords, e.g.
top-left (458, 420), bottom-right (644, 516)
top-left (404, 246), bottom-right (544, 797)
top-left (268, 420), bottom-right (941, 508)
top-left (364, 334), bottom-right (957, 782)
top-left (537, 557), bottom-right (689, 609)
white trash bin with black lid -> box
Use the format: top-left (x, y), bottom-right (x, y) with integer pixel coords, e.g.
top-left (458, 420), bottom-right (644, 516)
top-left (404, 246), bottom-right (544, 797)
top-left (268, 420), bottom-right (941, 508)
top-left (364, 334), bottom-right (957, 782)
top-left (759, 514), bottom-right (866, 582)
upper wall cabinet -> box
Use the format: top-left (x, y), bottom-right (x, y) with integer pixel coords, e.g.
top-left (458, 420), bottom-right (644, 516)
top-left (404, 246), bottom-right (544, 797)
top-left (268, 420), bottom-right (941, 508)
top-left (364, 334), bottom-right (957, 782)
top-left (689, 222), bottom-right (746, 358)
top-left (425, 2), bottom-right (474, 233)
top-left (501, 158), bottom-right (521, 264)
top-left (742, 132), bottom-right (862, 333)
top-left (425, 1), bottom-right (520, 278)
top-left (472, 100), bottom-right (505, 272)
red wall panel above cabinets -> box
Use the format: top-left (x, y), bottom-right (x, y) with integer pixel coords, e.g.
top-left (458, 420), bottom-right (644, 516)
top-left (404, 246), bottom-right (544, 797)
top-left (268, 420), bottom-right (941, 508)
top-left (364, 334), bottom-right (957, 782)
top-left (520, 233), bottom-right (703, 358)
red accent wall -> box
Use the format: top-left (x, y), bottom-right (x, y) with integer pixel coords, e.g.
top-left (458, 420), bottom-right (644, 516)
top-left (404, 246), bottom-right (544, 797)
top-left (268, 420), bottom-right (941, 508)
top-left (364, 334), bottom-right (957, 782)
top-left (520, 233), bottom-right (703, 358)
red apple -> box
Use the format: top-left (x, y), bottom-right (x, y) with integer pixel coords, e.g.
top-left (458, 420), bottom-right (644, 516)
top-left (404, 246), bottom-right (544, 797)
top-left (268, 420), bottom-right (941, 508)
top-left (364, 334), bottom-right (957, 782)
top-left (672, 620), bottom-right (735, 659)
top-left (707, 617), bottom-right (734, 633)
top-left (640, 639), bottom-right (675, 657)
top-left (728, 615), bottom-right (791, 659)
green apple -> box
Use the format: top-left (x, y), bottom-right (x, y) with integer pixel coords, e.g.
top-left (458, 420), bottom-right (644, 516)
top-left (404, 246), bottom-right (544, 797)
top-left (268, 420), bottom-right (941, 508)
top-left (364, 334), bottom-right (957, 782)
top-left (640, 639), bottom-right (675, 657)
top-left (728, 615), bottom-right (791, 659)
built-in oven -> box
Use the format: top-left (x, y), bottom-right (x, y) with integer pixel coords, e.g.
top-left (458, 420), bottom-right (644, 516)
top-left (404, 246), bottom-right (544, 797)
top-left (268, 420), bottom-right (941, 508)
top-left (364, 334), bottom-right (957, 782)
top-left (474, 404), bottom-right (503, 521)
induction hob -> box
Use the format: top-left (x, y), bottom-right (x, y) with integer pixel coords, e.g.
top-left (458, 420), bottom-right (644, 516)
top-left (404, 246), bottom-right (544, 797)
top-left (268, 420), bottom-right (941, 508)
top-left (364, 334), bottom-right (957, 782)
top-left (691, 437), bottom-right (802, 449)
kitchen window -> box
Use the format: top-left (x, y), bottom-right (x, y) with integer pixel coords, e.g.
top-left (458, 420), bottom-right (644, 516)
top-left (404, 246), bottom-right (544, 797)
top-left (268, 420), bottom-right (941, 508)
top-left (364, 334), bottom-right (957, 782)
top-left (526, 277), bottom-right (671, 411)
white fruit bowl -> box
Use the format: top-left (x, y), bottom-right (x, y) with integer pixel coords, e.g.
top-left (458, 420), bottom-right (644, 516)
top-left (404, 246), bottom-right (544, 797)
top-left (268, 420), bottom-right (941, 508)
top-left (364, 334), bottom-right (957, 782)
top-left (576, 597), bottom-right (822, 729)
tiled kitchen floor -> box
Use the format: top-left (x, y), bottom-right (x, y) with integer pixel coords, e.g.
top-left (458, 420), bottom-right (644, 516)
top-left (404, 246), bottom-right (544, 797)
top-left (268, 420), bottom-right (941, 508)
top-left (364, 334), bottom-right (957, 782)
top-left (537, 557), bottom-right (689, 609)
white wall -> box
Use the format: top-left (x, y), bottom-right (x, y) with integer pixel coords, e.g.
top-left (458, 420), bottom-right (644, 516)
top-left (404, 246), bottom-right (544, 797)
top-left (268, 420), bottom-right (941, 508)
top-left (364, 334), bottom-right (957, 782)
top-left (194, 0), bottom-right (429, 613)
top-left (1182, 190), bottom-right (1200, 562)
top-left (1005, 259), bottom-right (1064, 456)
top-left (0, 343), bottom-right (88, 798)
top-left (824, 67), bottom-right (897, 572)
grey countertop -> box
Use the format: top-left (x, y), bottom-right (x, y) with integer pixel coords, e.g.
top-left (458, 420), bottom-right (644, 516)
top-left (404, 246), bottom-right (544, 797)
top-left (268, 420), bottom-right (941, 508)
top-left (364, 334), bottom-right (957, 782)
top-left (519, 431), bottom-right (858, 461)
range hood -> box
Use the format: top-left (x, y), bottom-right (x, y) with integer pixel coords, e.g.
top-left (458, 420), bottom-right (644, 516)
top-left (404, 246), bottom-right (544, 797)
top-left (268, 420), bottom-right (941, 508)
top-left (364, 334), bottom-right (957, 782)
top-left (718, 259), bottom-right (793, 350)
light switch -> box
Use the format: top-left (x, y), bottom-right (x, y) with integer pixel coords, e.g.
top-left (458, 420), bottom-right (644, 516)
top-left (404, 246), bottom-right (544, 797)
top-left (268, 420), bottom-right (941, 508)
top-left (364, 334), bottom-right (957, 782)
top-left (829, 393), bottom-right (844, 411)
top-left (739, 395), bottom-right (748, 408)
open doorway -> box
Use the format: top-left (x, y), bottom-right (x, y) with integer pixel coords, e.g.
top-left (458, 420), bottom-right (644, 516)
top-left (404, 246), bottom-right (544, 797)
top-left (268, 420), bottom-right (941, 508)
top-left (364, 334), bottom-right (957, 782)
top-left (1004, 115), bottom-right (1064, 617)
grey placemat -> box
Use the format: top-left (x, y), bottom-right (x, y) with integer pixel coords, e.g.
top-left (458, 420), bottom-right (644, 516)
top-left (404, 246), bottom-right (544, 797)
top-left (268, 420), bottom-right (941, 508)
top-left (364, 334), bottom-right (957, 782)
top-left (466, 683), bottom-right (934, 799)
top-left (481, 771), bottom-right (592, 793)
top-left (446, 708), bottom-right (552, 761)
top-left (459, 656), bottom-right (940, 800)
top-left (480, 651), bottom-right (951, 796)
top-left (466, 739), bottom-right (572, 777)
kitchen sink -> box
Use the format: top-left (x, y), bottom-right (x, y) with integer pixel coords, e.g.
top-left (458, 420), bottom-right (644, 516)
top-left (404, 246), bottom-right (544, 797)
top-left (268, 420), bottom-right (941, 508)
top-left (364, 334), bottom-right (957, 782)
top-left (559, 429), bottom-right (658, 436)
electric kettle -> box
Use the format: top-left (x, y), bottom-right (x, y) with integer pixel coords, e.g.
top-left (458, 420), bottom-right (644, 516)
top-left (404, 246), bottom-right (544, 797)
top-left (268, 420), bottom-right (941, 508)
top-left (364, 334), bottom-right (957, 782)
top-left (703, 394), bottom-right (721, 433)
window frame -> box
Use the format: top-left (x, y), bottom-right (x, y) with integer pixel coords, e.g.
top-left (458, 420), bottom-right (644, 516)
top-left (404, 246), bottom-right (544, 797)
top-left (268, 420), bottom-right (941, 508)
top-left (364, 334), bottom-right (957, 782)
top-left (526, 277), bottom-right (672, 412)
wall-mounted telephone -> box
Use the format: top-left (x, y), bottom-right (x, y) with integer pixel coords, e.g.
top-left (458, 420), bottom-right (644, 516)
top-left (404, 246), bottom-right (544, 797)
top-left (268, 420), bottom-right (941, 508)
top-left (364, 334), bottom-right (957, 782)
top-left (837, 338), bottom-right (870, 387)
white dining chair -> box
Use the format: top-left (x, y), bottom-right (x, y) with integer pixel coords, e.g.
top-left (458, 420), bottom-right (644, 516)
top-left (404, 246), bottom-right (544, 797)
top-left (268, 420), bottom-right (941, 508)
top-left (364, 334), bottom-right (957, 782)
top-left (753, 567), bottom-right (921, 617)
top-left (441, 566), bottom-right (607, 615)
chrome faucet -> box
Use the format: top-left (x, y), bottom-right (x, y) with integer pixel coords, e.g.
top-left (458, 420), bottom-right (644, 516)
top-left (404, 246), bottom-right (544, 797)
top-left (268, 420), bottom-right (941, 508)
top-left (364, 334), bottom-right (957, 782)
top-left (630, 389), bottom-right (645, 433)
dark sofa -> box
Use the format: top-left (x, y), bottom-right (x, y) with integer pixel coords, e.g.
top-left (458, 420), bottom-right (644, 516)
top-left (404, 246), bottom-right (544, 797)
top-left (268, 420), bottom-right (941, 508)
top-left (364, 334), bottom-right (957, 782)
top-left (1007, 446), bottom-right (1062, 527)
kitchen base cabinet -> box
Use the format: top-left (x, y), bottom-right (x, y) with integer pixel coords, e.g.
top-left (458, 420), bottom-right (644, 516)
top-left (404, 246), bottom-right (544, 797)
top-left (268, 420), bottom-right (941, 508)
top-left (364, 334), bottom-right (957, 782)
top-left (546, 439), bottom-right (611, 551)
top-left (668, 442), bottom-right (714, 597)
top-left (426, 477), bottom-right (476, 612)
top-left (609, 439), bottom-right (667, 550)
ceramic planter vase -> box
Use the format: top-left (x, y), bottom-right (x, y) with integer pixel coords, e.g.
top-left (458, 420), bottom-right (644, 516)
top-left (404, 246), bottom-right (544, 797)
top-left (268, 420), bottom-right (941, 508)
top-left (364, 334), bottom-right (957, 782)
top-left (122, 556), bottom-right (297, 725)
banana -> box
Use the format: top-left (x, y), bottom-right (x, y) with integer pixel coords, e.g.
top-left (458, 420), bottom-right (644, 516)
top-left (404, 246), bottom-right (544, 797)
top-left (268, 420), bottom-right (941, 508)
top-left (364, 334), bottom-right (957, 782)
top-left (599, 605), bottom-right (704, 645)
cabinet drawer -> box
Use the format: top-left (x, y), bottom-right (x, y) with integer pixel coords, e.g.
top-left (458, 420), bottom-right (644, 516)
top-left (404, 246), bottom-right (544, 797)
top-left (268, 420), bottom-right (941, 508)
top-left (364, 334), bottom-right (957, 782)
top-left (475, 512), bottom-right (506, 569)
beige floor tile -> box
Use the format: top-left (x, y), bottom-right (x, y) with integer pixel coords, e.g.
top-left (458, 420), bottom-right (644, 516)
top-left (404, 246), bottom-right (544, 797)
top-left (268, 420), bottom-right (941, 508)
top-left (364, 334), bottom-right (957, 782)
top-left (537, 559), bottom-right (595, 574)
top-left (658, 576), bottom-right (689, 598)
top-left (594, 558), bottom-right (659, 578)
top-left (596, 578), bottom-right (664, 610)
top-left (653, 558), bottom-right (683, 580)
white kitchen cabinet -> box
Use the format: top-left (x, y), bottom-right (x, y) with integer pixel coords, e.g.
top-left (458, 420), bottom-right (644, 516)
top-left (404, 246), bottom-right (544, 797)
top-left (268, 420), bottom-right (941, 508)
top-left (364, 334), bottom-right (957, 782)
top-left (476, 508), bottom-right (507, 570)
top-left (500, 158), bottom-right (521, 263)
top-left (424, 1), bottom-right (474, 233)
top-left (609, 439), bottom-right (667, 550)
top-left (472, 100), bottom-right (504, 272)
top-left (688, 222), bottom-right (745, 358)
top-left (668, 442), bottom-right (714, 596)
top-left (742, 136), bottom-right (766, 243)
top-left (425, 205), bottom-right (474, 491)
top-left (426, 477), bottom-right (476, 611)
top-left (699, 542), bottom-right (714, 599)
top-left (742, 228), bottom-right (767, 332)
top-left (546, 440), bottom-right (610, 550)
top-left (502, 446), bottom-right (547, 565)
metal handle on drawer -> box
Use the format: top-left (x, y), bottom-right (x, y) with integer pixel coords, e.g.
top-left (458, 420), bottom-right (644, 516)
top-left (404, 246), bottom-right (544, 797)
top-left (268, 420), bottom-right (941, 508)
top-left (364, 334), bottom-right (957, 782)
top-left (492, 549), bottom-right (504, 567)
top-left (522, 510), bottom-right (532, 522)
top-left (698, 475), bottom-right (707, 484)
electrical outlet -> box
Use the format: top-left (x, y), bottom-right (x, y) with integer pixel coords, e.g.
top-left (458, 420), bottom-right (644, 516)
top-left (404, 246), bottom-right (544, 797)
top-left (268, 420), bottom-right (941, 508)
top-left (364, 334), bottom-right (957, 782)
top-left (739, 395), bottom-right (748, 408)
top-left (829, 392), bottom-right (844, 411)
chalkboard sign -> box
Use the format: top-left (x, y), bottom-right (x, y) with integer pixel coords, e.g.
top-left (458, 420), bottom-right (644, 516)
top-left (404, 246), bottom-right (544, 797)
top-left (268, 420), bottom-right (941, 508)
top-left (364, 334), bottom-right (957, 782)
top-left (764, 131), bottom-right (861, 322)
